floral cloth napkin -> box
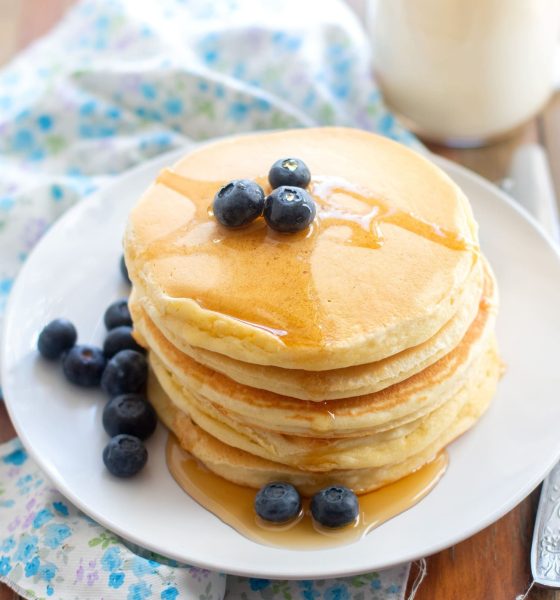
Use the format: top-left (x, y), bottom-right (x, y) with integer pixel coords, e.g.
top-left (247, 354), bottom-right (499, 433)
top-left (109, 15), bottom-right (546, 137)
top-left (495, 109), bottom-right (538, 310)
top-left (0, 0), bottom-right (418, 598)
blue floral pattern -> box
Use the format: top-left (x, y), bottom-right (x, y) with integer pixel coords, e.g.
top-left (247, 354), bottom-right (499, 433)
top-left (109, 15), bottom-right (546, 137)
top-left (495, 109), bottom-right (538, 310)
top-left (0, 439), bottom-right (228, 600)
top-left (0, 0), bottom-right (417, 597)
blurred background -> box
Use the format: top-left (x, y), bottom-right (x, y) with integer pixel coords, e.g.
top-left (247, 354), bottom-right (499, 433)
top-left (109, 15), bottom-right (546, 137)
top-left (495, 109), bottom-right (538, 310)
top-left (0, 0), bottom-right (366, 65)
top-left (0, 0), bottom-right (75, 65)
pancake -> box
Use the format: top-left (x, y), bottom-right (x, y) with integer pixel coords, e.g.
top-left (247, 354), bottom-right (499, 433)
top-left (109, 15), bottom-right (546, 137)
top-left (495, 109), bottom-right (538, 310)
top-left (129, 254), bottom-right (484, 400)
top-left (135, 259), bottom-right (497, 438)
top-left (126, 126), bottom-right (502, 505)
top-left (150, 335), bottom-right (497, 471)
top-left (148, 339), bottom-right (501, 495)
top-left (124, 127), bottom-right (479, 370)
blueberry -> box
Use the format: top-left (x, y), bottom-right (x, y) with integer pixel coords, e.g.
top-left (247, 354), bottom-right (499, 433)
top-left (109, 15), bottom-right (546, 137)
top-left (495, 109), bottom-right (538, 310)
top-left (120, 254), bottom-right (131, 285)
top-left (268, 158), bottom-right (311, 189)
top-left (213, 179), bottom-right (265, 228)
top-left (263, 186), bottom-right (316, 233)
top-left (62, 344), bottom-right (106, 387)
top-left (103, 434), bottom-right (147, 477)
top-left (101, 349), bottom-right (147, 397)
top-left (102, 393), bottom-right (157, 439)
top-left (104, 299), bottom-right (132, 330)
top-left (254, 482), bottom-right (301, 523)
top-left (310, 486), bottom-right (359, 528)
top-left (103, 326), bottom-right (144, 358)
top-left (37, 318), bottom-right (77, 359)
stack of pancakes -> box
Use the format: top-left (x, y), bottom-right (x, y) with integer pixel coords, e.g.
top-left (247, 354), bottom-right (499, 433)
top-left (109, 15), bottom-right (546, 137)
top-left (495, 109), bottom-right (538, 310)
top-left (124, 128), bottom-right (501, 496)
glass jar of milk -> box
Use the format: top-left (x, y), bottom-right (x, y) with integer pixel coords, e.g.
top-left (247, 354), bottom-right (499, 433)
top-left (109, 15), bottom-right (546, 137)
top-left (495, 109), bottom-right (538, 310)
top-left (369, 0), bottom-right (559, 146)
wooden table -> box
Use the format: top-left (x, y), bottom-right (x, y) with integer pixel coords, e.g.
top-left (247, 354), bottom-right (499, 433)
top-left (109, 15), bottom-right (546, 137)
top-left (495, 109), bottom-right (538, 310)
top-left (1, 2), bottom-right (560, 599)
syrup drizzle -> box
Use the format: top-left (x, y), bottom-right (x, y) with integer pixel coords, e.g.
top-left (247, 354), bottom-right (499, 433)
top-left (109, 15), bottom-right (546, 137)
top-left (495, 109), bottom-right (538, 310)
top-left (156, 169), bottom-right (476, 253)
top-left (166, 434), bottom-right (448, 550)
top-left (310, 177), bottom-right (474, 252)
top-left (141, 169), bottom-right (477, 348)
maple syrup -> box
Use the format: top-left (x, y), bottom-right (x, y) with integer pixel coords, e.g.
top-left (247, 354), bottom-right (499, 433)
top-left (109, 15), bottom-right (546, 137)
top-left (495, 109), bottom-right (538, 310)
top-left (149, 169), bottom-right (477, 349)
top-left (166, 434), bottom-right (448, 550)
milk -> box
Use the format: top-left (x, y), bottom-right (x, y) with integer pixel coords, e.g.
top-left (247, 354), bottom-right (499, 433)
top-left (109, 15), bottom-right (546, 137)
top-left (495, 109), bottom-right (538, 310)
top-left (370, 0), bottom-right (559, 145)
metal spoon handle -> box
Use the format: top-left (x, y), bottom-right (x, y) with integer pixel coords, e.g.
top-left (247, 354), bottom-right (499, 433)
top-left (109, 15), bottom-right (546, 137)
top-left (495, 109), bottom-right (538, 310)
top-left (532, 461), bottom-right (560, 586)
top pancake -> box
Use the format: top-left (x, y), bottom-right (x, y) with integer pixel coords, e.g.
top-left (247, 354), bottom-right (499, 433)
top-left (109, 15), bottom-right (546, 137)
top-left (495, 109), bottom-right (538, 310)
top-left (125, 128), bottom-right (479, 370)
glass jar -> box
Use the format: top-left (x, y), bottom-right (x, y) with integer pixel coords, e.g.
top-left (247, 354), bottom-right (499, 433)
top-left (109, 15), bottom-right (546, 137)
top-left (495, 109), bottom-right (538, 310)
top-left (369, 0), bottom-right (560, 146)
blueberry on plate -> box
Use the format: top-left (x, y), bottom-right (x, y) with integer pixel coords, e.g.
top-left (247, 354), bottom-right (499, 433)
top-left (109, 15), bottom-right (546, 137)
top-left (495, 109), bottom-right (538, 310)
top-left (213, 179), bottom-right (265, 228)
top-left (310, 485), bottom-right (359, 528)
top-left (268, 157), bottom-right (311, 190)
top-left (102, 393), bottom-right (157, 439)
top-left (101, 349), bottom-right (147, 397)
top-left (62, 344), bottom-right (106, 387)
top-left (37, 318), bottom-right (77, 360)
top-left (103, 326), bottom-right (144, 358)
top-left (103, 434), bottom-right (147, 477)
top-left (120, 254), bottom-right (131, 285)
top-left (254, 482), bottom-right (301, 523)
top-left (264, 186), bottom-right (316, 233)
top-left (104, 299), bottom-right (132, 330)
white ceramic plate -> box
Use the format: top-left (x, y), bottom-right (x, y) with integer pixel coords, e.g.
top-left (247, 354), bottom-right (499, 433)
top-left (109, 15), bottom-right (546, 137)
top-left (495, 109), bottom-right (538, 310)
top-left (3, 148), bottom-right (560, 580)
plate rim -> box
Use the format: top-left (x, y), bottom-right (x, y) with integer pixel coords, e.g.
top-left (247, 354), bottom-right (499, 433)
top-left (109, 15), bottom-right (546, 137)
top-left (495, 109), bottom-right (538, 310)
top-left (2, 144), bottom-right (560, 579)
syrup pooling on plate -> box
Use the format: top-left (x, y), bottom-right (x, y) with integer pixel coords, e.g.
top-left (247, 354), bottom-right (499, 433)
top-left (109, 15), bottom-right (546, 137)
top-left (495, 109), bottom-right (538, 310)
top-left (166, 433), bottom-right (449, 550)
top-left (147, 169), bottom-right (478, 348)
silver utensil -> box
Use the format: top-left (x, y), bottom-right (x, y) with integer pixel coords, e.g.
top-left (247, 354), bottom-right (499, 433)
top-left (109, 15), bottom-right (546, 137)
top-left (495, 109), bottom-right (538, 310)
top-left (505, 144), bottom-right (560, 242)
top-left (505, 143), bottom-right (560, 587)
